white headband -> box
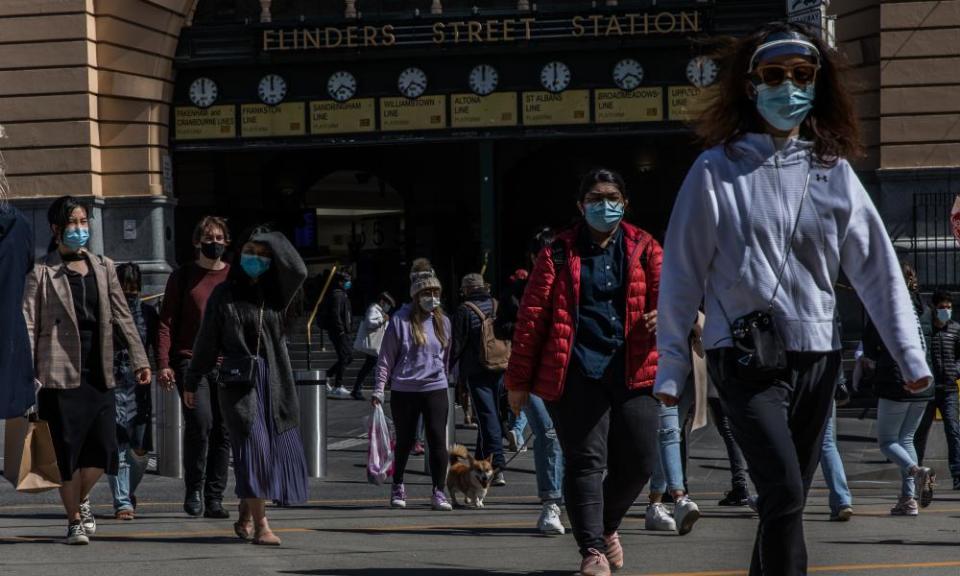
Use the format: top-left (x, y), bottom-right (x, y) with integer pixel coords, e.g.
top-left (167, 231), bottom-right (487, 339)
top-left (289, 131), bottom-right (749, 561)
top-left (748, 39), bottom-right (821, 73)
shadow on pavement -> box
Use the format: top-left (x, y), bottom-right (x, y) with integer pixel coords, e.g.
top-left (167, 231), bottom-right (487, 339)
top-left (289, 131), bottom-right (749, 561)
top-left (311, 526), bottom-right (544, 537)
top-left (281, 570), bottom-right (571, 576)
top-left (833, 539), bottom-right (960, 547)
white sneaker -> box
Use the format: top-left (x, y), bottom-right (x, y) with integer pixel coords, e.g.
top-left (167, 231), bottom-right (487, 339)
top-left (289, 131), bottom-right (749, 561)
top-left (673, 496), bottom-right (701, 536)
top-left (327, 386), bottom-right (352, 400)
top-left (79, 497), bottom-right (96, 535)
top-left (537, 502), bottom-right (565, 535)
top-left (512, 430), bottom-right (528, 453)
top-left (644, 502), bottom-right (676, 531)
top-left (66, 522), bottom-right (89, 545)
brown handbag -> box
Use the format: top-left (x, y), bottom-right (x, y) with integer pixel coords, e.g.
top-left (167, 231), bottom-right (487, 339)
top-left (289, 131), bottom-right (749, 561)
top-left (3, 415), bottom-right (62, 493)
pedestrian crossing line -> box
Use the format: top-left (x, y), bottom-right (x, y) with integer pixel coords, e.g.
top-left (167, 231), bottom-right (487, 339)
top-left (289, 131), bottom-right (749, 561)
top-left (639, 560), bottom-right (960, 576)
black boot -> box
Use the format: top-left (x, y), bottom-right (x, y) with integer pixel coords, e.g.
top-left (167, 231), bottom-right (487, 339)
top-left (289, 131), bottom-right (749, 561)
top-left (184, 490), bottom-right (203, 517)
top-left (204, 500), bottom-right (230, 519)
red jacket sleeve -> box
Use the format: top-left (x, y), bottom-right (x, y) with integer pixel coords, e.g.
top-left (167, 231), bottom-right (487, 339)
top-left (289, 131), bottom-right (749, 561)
top-left (504, 243), bottom-right (558, 392)
top-left (156, 270), bottom-right (180, 370)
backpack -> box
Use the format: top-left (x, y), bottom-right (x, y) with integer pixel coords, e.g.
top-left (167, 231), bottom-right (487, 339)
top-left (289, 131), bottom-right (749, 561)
top-left (463, 299), bottom-right (511, 372)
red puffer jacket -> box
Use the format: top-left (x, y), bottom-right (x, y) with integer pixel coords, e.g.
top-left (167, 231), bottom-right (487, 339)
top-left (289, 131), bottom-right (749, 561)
top-left (504, 221), bottom-right (662, 401)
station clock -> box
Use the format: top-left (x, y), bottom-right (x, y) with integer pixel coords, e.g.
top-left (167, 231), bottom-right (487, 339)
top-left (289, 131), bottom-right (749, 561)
top-left (188, 77), bottom-right (218, 108)
top-left (257, 74), bottom-right (288, 105)
top-left (398, 67), bottom-right (428, 99)
top-left (613, 59), bottom-right (644, 91)
top-left (468, 64), bottom-right (499, 97)
top-left (540, 61), bottom-right (571, 94)
top-left (327, 71), bottom-right (357, 103)
top-left (686, 56), bottom-right (719, 89)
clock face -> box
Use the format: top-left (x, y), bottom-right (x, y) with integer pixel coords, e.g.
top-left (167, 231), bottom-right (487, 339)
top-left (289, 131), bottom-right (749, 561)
top-left (398, 67), bottom-right (428, 99)
top-left (613, 59), bottom-right (644, 91)
top-left (686, 56), bottom-right (719, 88)
top-left (327, 71), bottom-right (357, 103)
top-left (468, 64), bottom-right (499, 96)
top-left (189, 77), bottom-right (218, 108)
top-left (540, 61), bottom-right (571, 93)
top-left (257, 74), bottom-right (287, 105)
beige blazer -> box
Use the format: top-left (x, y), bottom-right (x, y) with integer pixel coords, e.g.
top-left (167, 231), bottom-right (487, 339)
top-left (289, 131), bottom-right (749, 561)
top-left (22, 249), bottom-right (149, 390)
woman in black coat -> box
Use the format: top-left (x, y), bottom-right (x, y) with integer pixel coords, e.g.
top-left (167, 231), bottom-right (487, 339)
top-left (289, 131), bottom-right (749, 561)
top-left (0, 197), bottom-right (35, 419)
top-left (187, 228), bottom-right (308, 546)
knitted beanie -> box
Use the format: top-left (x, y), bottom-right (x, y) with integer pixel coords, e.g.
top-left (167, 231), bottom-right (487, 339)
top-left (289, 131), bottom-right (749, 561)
top-left (410, 258), bottom-right (442, 298)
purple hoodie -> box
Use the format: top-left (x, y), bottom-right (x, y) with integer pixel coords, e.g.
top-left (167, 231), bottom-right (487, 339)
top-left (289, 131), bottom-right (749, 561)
top-left (374, 303), bottom-right (451, 397)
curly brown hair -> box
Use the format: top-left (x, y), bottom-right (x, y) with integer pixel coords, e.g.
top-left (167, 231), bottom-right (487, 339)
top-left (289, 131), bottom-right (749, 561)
top-left (696, 21), bottom-right (862, 165)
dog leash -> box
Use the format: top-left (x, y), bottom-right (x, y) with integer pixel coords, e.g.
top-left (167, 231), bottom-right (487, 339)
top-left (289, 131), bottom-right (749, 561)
top-left (502, 429), bottom-right (536, 470)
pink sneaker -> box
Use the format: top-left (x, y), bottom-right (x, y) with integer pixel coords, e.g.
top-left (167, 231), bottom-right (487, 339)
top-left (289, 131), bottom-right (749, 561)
top-left (431, 488), bottom-right (453, 511)
top-left (390, 484), bottom-right (407, 508)
top-left (604, 532), bottom-right (624, 571)
top-left (579, 548), bottom-right (611, 576)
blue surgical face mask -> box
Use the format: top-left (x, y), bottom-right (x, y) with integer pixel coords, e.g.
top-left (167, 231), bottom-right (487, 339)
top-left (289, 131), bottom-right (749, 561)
top-left (936, 308), bottom-right (952, 324)
top-left (584, 200), bottom-right (625, 233)
top-left (419, 296), bottom-right (441, 313)
top-left (240, 254), bottom-right (271, 279)
top-left (343, 281), bottom-right (352, 291)
top-left (755, 80), bottom-right (816, 132)
top-left (62, 227), bottom-right (90, 251)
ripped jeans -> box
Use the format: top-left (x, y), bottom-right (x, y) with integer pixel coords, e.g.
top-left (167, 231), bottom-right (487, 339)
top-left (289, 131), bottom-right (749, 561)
top-left (650, 403), bottom-right (684, 494)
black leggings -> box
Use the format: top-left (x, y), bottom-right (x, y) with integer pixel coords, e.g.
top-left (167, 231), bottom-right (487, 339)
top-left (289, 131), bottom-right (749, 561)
top-left (391, 389), bottom-right (449, 490)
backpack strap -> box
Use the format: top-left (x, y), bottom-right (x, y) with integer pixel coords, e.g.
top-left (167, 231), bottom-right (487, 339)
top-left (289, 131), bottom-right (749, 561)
top-left (463, 301), bottom-right (486, 321)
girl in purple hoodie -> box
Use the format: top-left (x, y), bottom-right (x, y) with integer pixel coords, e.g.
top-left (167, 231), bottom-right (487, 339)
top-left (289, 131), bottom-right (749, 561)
top-left (372, 259), bottom-right (453, 511)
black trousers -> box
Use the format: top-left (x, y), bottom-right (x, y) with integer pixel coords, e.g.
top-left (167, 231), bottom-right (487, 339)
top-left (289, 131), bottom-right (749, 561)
top-left (391, 389), bottom-right (449, 490)
top-left (175, 359), bottom-right (231, 503)
top-left (353, 354), bottom-right (378, 394)
top-left (708, 349), bottom-right (840, 576)
top-left (548, 367), bottom-right (659, 556)
top-left (468, 370), bottom-right (507, 469)
top-left (325, 330), bottom-right (354, 388)
top-left (914, 385), bottom-right (960, 479)
top-left (708, 397), bottom-right (750, 491)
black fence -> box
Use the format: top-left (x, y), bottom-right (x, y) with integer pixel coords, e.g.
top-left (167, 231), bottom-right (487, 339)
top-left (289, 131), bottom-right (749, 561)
top-left (912, 191), bottom-right (960, 291)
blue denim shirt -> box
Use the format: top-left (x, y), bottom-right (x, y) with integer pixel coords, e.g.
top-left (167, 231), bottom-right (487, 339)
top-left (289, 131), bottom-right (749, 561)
top-left (573, 226), bottom-right (626, 380)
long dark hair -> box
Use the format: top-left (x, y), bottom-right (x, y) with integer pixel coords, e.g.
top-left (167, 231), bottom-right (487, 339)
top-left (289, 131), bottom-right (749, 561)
top-left (696, 21), bottom-right (862, 164)
top-left (46, 195), bottom-right (89, 253)
top-left (116, 262), bottom-right (142, 294)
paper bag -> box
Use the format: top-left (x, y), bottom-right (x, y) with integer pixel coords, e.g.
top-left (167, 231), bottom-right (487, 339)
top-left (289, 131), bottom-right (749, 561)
top-left (3, 417), bottom-right (62, 493)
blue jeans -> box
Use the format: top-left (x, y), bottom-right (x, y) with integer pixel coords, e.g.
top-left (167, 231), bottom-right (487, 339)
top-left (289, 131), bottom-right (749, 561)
top-left (877, 399), bottom-right (926, 498)
top-left (468, 371), bottom-right (506, 469)
top-left (509, 409), bottom-right (528, 439)
top-left (522, 394), bottom-right (563, 502)
top-left (650, 403), bottom-right (684, 494)
top-left (820, 403), bottom-right (852, 513)
top-left (107, 447), bottom-right (148, 512)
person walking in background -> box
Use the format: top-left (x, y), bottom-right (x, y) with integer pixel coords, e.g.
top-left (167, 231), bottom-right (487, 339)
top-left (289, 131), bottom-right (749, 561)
top-left (23, 195), bottom-right (151, 545)
top-left (863, 262), bottom-right (936, 514)
top-left (507, 168), bottom-right (662, 576)
top-left (325, 271), bottom-right (355, 400)
top-left (187, 227), bottom-right (310, 546)
top-left (452, 273), bottom-right (508, 488)
top-left (372, 259), bottom-right (454, 512)
top-left (107, 263), bottom-right (159, 520)
top-left (820, 397), bottom-right (853, 521)
top-left (351, 292), bottom-right (395, 401)
top-left (496, 228), bottom-right (566, 536)
top-left (654, 23), bottom-right (931, 575)
top-left (157, 216), bottom-right (232, 519)
top-left (914, 289), bottom-right (960, 491)
top-left (709, 383), bottom-right (752, 506)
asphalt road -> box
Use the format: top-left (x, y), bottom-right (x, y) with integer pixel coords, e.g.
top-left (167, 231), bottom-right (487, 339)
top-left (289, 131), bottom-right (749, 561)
top-left (0, 397), bottom-right (957, 576)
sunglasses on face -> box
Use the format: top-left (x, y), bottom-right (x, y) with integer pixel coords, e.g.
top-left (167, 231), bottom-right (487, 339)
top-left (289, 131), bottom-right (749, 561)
top-left (754, 63), bottom-right (819, 87)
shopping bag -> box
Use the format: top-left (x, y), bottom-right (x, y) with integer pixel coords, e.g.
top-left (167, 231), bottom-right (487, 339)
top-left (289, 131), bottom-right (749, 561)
top-left (366, 403), bottom-right (395, 485)
top-left (3, 416), bottom-right (62, 493)
top-left (951, 194), bottom-right (960, 246)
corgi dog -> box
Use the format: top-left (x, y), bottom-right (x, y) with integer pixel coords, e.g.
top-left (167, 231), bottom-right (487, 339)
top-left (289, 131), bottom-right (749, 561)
top-left (447, 444), bottom-right (495, 508)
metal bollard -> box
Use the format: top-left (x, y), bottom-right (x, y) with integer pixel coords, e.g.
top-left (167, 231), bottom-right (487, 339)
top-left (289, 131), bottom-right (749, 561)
top-left (157, 388), bottom-right (183, 478)
top-left (425, 387), bottom-right (458, 473)
top-left (296, 370), bottom-right (327, 478)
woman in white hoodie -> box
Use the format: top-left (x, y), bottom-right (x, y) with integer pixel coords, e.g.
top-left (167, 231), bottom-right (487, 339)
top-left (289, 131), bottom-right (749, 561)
top-left (654, 22), bottom-right (932, 576)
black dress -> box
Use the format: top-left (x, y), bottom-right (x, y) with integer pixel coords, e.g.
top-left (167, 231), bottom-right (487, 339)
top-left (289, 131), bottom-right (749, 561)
top-left (0, 206), bottom-right (35, 418)
top-left (38, 266), bottom-right (119, 481)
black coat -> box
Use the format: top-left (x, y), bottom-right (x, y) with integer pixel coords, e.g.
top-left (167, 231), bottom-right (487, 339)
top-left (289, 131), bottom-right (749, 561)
top-left (452, 292), bottom-right (496, 378)
top-left (187, 232), bottom-right (307, 437)
top-left (863, 293), bottom-right (934, 402)
top-left (0, 206), bottom-right (35, 418)
top-left (323, 288), bottom-right (352, 336)
top-left (929, 319), bottom-right (960, 389)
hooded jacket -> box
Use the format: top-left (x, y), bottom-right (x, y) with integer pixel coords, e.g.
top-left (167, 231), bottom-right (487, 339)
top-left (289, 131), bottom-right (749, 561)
top-left (655, 133), bottom-right (931, 399)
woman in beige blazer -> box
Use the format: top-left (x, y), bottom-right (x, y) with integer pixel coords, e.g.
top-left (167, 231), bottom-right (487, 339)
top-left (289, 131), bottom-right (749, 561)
top-left (22, 196), bottom-right (150, 546)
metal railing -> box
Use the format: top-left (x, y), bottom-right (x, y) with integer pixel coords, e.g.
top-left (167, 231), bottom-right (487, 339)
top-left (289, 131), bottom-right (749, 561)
top-left (912, 192), bottom-right (960, 290)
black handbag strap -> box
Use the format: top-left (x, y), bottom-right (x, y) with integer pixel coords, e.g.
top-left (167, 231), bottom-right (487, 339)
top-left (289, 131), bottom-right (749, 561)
top-left (254, 302), bottom-right (264, 358)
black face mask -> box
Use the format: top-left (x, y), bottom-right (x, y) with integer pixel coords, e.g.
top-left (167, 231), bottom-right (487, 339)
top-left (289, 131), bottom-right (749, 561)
top-left (200, 241), bottom-right (226, 260)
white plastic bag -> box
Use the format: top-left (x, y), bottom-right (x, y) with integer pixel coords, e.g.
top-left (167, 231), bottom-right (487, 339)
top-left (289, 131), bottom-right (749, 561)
top-left (367, 403), bottom-right (395, 485)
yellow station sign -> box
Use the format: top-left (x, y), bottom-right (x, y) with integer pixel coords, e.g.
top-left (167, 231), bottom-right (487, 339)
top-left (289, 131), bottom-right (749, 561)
top-left (595, 87), bottom-right (663, 123)
top-left (451, 93), bottom-right (518, 128)
top-left (380, 96), bottom-right (447, 131)
top-left (668, 86), bottom-right (714, 122)
top-left (522, 91), bottom-right (590, 126)
top-left (241, 102), bottom-right (306, 137)
top-left (310, 99), bottom-right (376, 134)
top-left (174, 105), bottom-right (236, 140)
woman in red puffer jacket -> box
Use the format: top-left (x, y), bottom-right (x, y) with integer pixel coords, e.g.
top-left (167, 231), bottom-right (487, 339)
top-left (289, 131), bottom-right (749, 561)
top-left (506, 168), bottom-right (662, 576)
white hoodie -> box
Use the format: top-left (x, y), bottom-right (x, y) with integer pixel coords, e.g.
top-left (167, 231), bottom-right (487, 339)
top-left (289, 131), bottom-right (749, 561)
top-left (654, 133), bottom-right (931, 399)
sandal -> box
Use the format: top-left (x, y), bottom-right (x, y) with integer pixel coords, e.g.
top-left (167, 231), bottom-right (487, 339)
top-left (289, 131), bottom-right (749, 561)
top-left (115, 509), bottom-right (135, 521)
top-left (234, 520), bottom-right (254, 540)
top-left (252, 529), bottom-right (282, 546)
